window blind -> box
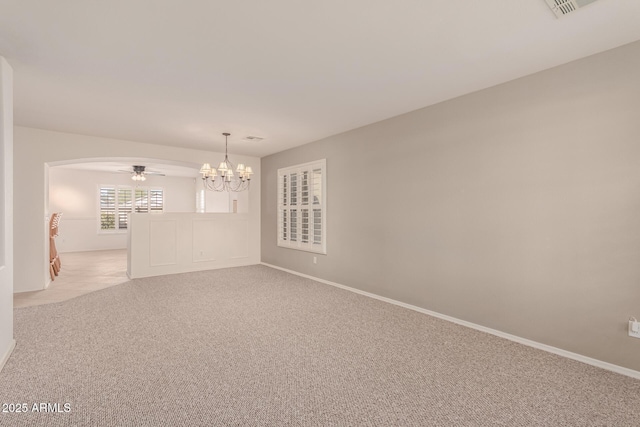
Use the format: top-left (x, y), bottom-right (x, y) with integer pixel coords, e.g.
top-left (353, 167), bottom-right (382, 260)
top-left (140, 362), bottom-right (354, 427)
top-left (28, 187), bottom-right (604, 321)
top-left (277, 159), bottom-right (326, 254)
top-left (99, 186), bottom-right (163, 231)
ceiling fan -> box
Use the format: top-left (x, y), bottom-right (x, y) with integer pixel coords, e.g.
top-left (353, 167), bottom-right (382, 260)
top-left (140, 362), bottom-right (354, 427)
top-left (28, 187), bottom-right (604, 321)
top-left (117, 165), bottom-right (165, 182)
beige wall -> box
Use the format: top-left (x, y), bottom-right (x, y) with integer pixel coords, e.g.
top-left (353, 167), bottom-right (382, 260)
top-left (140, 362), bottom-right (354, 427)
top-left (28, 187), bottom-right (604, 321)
top-left (0, 57), bottom-right (14, 370)
top-left (14, 127), bottom-right (261, 293)
top-left (261, 41), bottom-right (640, 371)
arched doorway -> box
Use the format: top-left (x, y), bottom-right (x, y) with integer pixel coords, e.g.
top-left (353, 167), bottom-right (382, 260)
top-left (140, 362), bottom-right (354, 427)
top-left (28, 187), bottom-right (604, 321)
top-left (16, 157), bottom-right (204, 307)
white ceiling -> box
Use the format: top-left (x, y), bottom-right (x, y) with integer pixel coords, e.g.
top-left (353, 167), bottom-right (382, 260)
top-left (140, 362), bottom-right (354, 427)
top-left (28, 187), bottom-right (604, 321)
top-left (1, 0), bottom-right (639, 158)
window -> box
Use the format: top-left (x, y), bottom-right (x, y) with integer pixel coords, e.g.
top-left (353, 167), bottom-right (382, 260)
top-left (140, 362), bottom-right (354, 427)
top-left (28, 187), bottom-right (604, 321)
top-left (278, 159), bottom-right (326, 254)
top-left (149, 189), bottom-right (164, 213)
top-left (99, 187), bottom-right (117, 231)
top-left (117, 188), bottom-right (132, 229)
top-left (99, 186), bottom-right (163, 231)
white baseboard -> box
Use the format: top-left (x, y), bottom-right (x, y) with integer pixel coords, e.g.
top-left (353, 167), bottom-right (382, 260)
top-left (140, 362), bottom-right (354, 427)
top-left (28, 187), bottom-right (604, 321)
top-left (0, 339), bottom-right (16, 373)
top-left (261, 262), bottom-right (640, 380)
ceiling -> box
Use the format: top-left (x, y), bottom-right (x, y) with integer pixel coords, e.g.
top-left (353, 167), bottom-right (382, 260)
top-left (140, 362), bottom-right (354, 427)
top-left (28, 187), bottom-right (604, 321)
top-left (1, 1), bottom-right (639, 158)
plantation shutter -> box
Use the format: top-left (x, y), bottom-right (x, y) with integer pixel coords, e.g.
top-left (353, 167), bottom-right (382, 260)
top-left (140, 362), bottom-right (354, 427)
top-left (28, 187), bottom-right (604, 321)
top-left (312, 167), bottom-right (323, 247)
top-left (135, 188), bottom-right (148, 213)
top-left (278, 174), bottom-right (288, 241)
top-left (99, 186), bottom-right (164, 232)
top-left (118, 188), bottom-right (132, 229)
top-left (277, 159), bottom-right (326, 254)
top-left (149, 189), bottom-right (164, 213)
top-left (100, 187), bottom-right (116, 230)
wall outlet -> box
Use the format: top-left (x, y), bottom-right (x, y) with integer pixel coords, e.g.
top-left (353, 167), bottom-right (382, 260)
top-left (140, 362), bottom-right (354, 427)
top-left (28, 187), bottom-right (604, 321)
top-left (629, 319), bottom-right (640, 339)
top-left (313, 256), bottom-right (317, 264)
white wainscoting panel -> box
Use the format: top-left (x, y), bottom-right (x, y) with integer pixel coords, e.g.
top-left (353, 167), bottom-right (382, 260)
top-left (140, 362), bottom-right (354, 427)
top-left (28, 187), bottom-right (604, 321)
top-left (221, 219), bottom-right (248, 260)
top-left (192, 220), bottom-right (218, 263)
top-left (128, 213), bottom-right (255, 278)
top-left (149, 220), bottom-right (177, 266)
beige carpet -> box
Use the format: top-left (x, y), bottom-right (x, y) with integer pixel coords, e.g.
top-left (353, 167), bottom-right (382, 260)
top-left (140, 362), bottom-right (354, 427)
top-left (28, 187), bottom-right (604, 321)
top-left (1, 265), bottom-right (639, 426)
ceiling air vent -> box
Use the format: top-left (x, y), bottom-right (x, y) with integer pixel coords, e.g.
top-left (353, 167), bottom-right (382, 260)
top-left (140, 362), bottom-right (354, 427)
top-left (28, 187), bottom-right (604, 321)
top-left (242, 136), bottom-right (264, 142)
top-left (545, 0), bottom-right (599, 18)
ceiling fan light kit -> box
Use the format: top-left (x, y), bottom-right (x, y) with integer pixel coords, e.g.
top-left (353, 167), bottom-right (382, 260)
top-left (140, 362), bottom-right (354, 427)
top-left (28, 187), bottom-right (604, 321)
top-left (131, 165), bottom-right (147, 181)
top-left (200, 133), bottom-right (253, 192)
top-left (120, 165), bottom-right (166, 181)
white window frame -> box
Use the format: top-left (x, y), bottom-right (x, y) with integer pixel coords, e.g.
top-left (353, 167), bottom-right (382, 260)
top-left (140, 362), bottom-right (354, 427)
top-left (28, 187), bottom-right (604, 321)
top-left (98, 185), bottom-right (164, 233)
top-left (277, 159), bottom-right (326, 254)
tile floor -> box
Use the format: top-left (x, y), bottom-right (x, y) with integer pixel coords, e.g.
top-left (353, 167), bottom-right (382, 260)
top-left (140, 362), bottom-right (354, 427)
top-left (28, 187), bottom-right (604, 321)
top-left (13, 249), bottom-right (129, 308)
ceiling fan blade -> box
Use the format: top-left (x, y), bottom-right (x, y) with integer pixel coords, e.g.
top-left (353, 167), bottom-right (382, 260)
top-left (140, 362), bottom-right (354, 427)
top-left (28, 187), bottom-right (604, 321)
top-left (114, 167), bottom-right (165, 176)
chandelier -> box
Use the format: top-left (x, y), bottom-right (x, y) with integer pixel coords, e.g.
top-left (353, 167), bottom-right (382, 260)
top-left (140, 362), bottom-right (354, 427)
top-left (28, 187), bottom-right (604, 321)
top-left (199, 133), bottom-right (253, 192)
